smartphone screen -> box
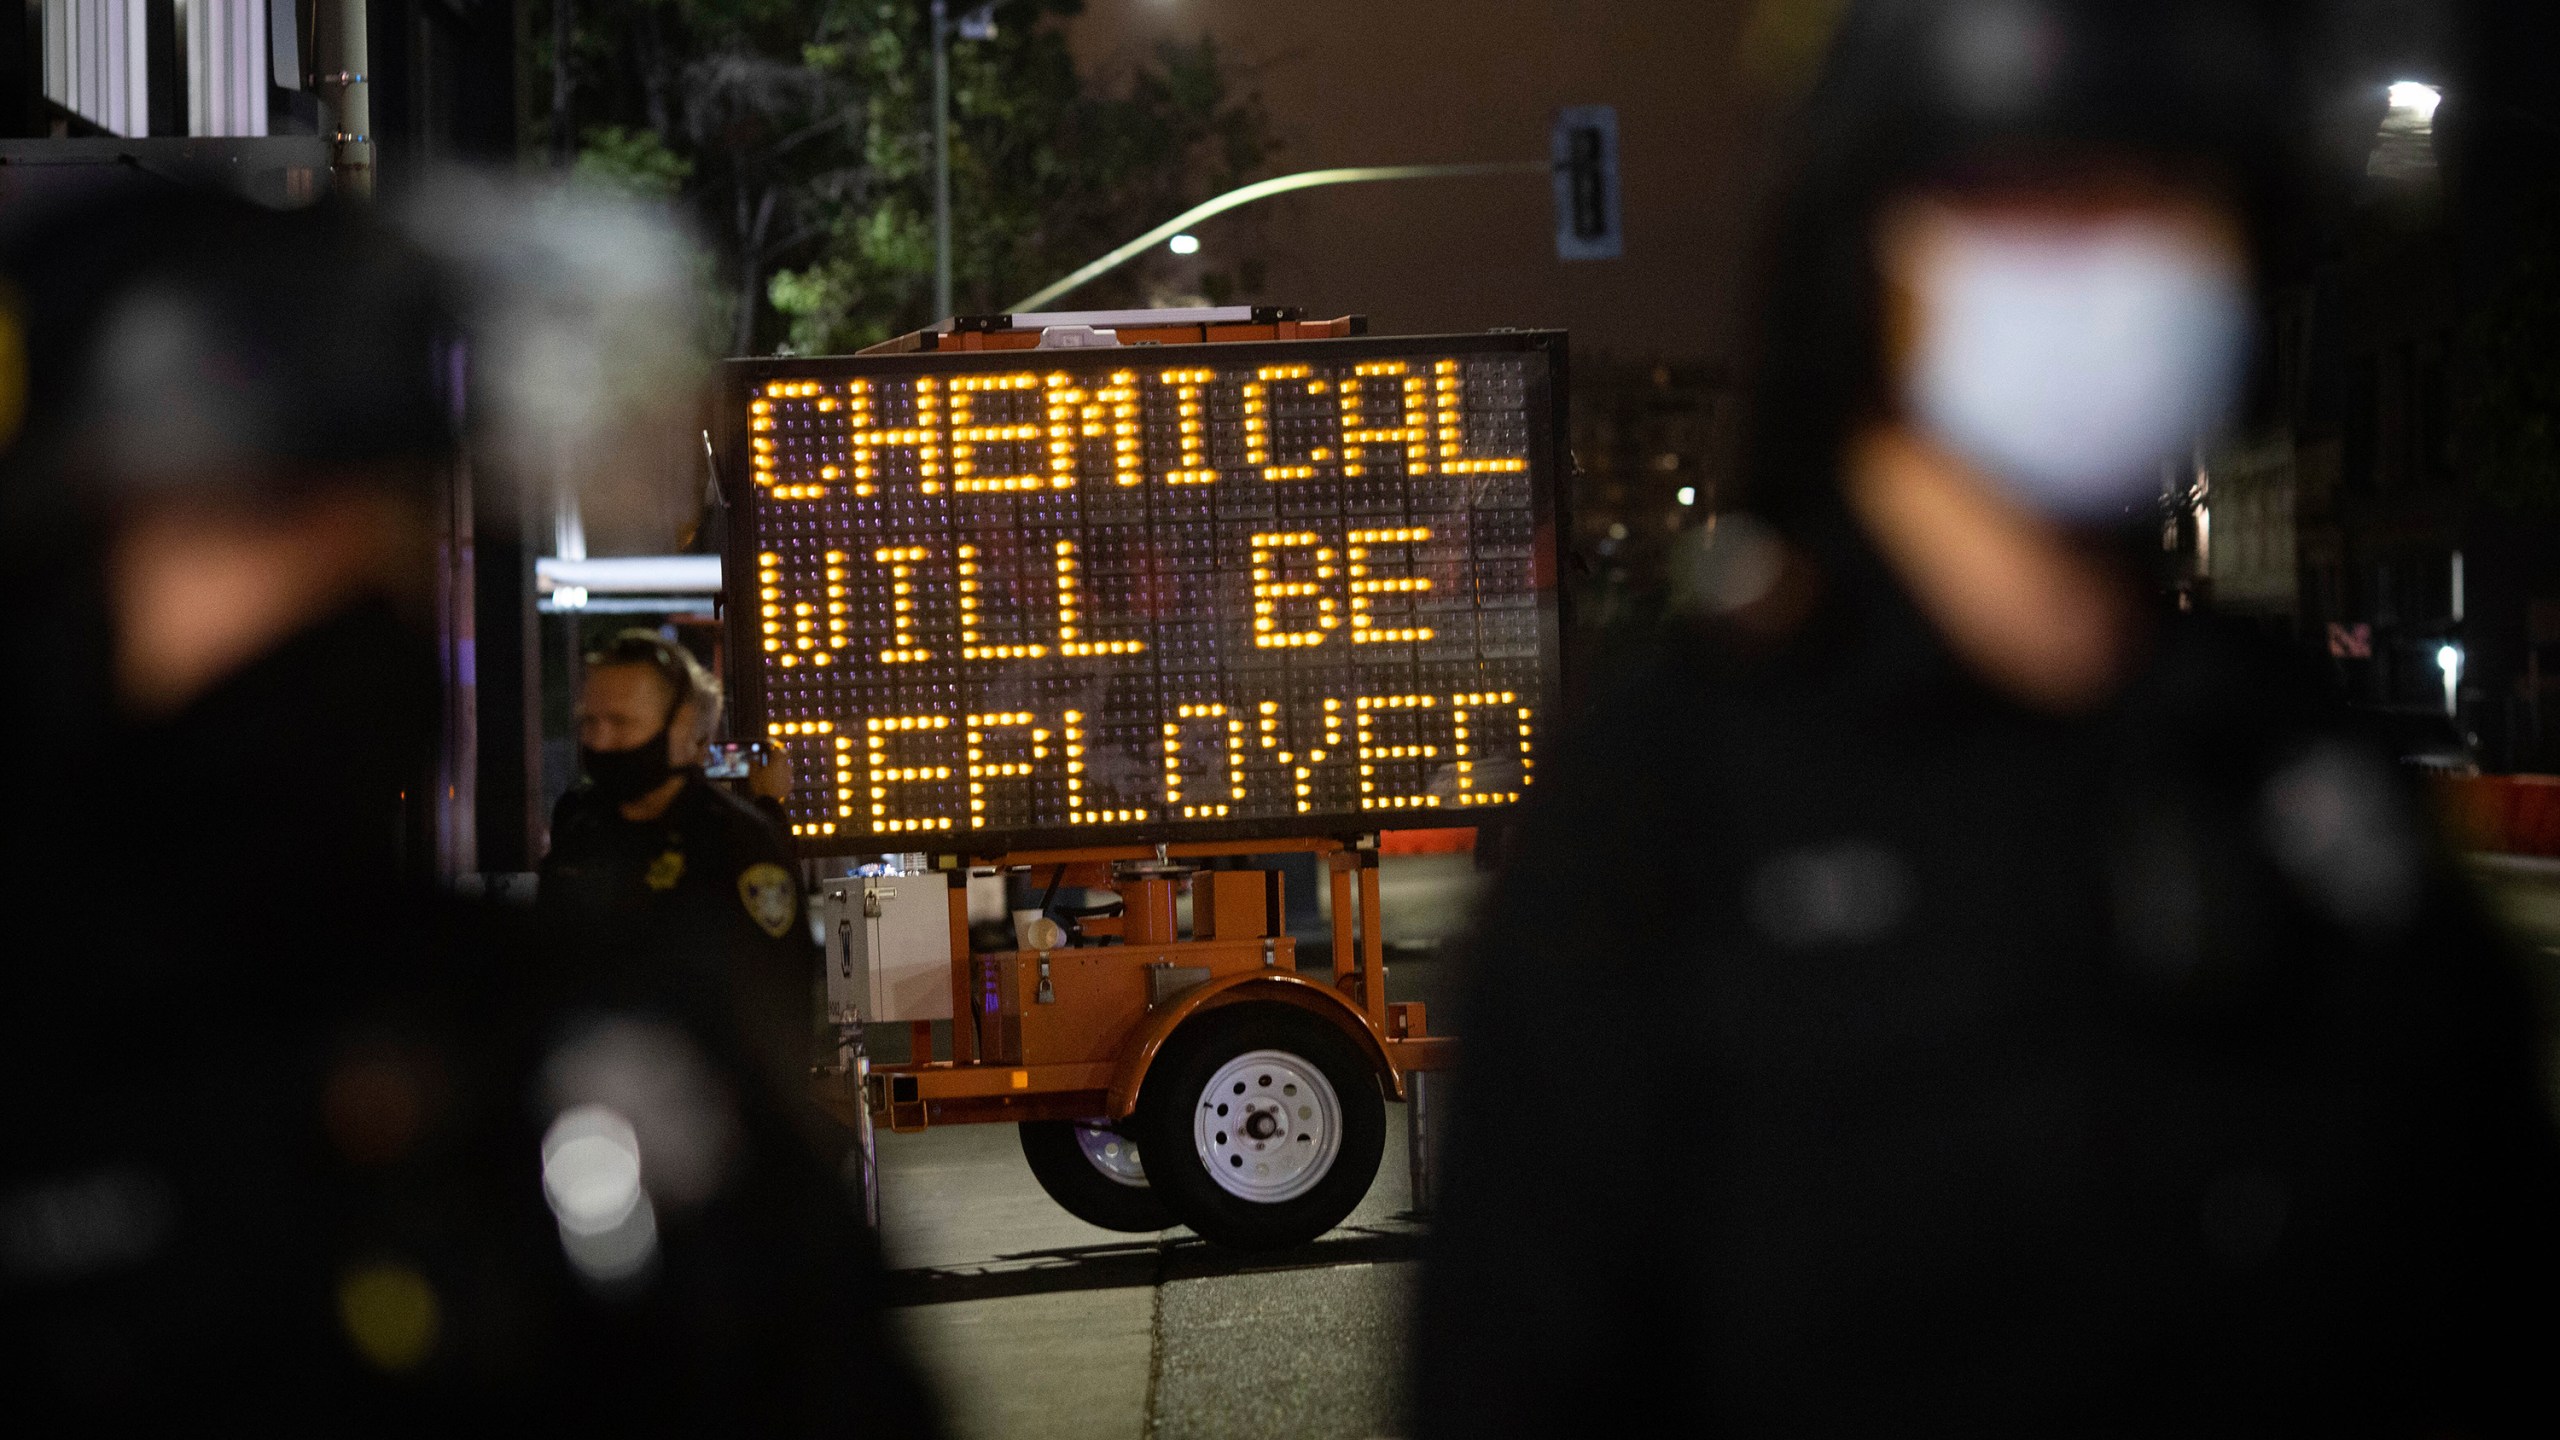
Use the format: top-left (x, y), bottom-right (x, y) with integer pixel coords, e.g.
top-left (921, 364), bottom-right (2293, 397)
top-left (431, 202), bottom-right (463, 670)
top-left (704, 741), bottom-right (770, 780)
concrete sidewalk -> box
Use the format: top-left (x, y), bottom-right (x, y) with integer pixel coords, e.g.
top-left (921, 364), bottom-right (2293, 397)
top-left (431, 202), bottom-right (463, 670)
top-left (881, 1107), bottom-right (1427, 1440)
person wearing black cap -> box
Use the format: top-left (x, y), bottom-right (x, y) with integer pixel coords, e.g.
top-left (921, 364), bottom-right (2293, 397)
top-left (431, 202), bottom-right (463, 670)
top-left (1415, 2), bottom-right (2560, 1434)
top-left (0, 189), bottom-right (936, 1431)
top-left (537, 628), bottom-right (825, 1129)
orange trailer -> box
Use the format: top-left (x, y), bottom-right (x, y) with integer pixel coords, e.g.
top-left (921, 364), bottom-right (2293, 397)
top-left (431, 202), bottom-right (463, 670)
top-left (809, 837), bottom-right (1450, 1248)
top-left (717, 308), bottom-right (1564, 1248)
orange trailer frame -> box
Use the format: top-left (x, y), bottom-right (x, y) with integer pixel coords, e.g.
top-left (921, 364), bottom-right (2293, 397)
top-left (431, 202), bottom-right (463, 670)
top-left (811, 835), bottom-right (1455, 1141)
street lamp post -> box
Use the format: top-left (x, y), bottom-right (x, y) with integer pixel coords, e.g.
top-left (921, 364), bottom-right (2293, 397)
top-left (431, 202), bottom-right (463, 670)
top-left (931, 0), bottom-right (951, 321)
top-left (932, 1), bottom-right (999, 322)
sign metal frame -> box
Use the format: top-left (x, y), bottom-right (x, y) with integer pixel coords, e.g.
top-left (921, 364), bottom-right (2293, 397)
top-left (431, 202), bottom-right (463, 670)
top-left (714, 329), bottom-right (1571, 858)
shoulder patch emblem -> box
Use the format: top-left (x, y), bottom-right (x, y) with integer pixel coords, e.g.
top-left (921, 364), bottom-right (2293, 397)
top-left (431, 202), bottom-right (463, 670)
top-left (645, 850), bottom-right (685, 892)
top-left (738, 862), bottom-right (799, 939)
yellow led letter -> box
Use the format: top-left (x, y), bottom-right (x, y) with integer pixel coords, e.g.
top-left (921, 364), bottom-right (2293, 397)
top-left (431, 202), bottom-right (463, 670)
top-left (1249, 531), bottom-right (1337, 649)
top-left (1432, 358), bottom-right (1529, 475)
top-left (1354, 694), bottom-right (1450, 813)
top-left (1162, 704), bottom-right (1246, 819)
top-left (1095, 369), bottom-right (1142, 487)
top-left (1243, 364), bottom-right (1327, 482)
top-left (870, 545), bottom-right (933, 664)
top-left (862, 715), bottom-right (959, 835)
top-left (748, 380), bottom-right (839, 500)
top-left (948, 371), bottom-right (1049, 494)
top-left (1158, 368), bottom-right (1220, 485)
top-left (848, 375), bottom-right (940, 496)
top-left (1286, 698), bottom-right (1350, 814)
top-left (757, 545), bottom-right (852, 669)
top-left (1042, 372), bottom-right (1084, 491)
top-left (1345, 527), bottom-right (1437, 644)
top-left (1054, 540), bottom-right (1145, 657)
top-left (1446, 691), bottom-right (1528, 806)
top-left (963, 711), bottom-right (1044, 830)
top-left (958, 544), bottom-right (1048, 661)
top-left (1340, 361), bottom-right (1431, 477)
top-left (1062, 710), bottom-right (1145, 826)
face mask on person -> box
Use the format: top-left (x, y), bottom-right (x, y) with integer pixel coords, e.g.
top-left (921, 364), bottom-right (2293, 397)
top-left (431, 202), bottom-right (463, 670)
top-left (1901, 214), bottom-right (2252, 523)
top-left (581, 730), bottom-right (676, 805)
top-left (581, 690), bottom-right (695, 806)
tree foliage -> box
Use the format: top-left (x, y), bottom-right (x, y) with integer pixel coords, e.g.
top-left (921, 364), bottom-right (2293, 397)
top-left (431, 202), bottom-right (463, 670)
top-left (532, 0), bottom-right (1275, 356)
top-left (2458, 218), bottom-right (2560, 513)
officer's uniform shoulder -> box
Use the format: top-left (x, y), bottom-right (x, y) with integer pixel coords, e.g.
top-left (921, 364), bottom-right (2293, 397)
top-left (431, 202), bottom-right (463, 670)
top-left (546, 784), bottom-right (615, 846)
top-left (676, 776), bottom-right (793, 856)
top-left (673, 778), bottom-right (806, 943)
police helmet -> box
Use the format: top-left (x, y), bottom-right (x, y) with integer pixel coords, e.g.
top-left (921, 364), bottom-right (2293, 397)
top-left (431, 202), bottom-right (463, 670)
top-left (1741, 0), bottom-right (2297, 526)
top-left (0, 187), bottom-right (456, 514)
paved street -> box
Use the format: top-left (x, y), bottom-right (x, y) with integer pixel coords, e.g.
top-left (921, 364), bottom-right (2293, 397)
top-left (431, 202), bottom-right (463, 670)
top-left (881, 1108), bottom-right (1427, 1440)
top-left (2470, 855), bottom-right (2560, 1117)
top-left (878, 852), bottom-right (1476, 1440)
top-left (878, 853), bottom-right (2560, 1440)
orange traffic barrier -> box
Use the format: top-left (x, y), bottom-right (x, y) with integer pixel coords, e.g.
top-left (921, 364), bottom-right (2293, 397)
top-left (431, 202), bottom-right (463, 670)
top-left (1378, 827), bottom-right (1475, 855)
top-left (2433, 774), bottom-right (2560, 857)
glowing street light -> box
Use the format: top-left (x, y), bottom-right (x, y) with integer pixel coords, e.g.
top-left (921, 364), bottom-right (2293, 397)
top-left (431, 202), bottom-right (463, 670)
top-left (2437, 642), bottom-right (2462, 716)
top-left (1168, 233), bottom-right (1201, 256)
top-left (2387, 81), bottom-right (2442, 124)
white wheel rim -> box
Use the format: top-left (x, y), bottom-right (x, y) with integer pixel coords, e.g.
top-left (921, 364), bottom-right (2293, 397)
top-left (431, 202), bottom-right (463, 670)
top-left (1192, 1048), bottom-right (1341, 1204)
top-left (1075, 1123), bottom-right (1149, 1188)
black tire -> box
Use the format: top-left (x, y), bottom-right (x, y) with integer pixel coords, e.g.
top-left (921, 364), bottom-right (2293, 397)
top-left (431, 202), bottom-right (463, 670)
top-left (1018, 1120), bottom-right (1173, 1232)
top-left (1133, 1003), bottom-right (1386, 1251)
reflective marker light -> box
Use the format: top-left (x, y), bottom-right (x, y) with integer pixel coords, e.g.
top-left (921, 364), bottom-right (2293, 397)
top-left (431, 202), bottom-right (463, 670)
top-left (722, 332), bottom-right (1563, 848)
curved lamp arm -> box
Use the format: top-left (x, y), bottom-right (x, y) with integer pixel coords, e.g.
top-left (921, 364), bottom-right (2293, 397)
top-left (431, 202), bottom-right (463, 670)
top-left (1007, 161), bottom-right (1546, 315)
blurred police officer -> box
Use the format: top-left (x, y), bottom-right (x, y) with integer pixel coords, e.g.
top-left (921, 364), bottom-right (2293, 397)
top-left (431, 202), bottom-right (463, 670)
top-left (0, 187), bottom-right (933, 1432)
top-left (539, 631), bottom-right (824, 1122)
top-left (1417, 3), bottom-right (2560, 1435)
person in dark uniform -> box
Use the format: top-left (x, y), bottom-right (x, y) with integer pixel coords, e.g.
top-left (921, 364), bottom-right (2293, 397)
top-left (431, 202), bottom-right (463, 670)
top-left (538, 630), bottom-right (823, 1121)
top-left (0, 188), bottom-right (936, 1432)
top-left (1415, 3), bottom-right (2560, 1436)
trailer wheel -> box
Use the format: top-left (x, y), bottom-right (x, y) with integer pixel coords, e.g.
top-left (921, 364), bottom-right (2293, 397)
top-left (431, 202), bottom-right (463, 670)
top-left (1135, 1004), bottom-right (1385, 1251)
top-left (1019, 1121), bottom-right (1172, 1233)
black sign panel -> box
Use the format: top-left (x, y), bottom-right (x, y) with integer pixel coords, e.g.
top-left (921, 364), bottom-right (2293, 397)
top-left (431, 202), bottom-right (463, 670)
top-left (717, 330), bottom-right (1566, 854)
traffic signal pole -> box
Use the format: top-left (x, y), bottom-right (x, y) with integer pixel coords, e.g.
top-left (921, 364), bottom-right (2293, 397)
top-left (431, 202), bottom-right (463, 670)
top-left (316, 0), bottom-right (372, 199)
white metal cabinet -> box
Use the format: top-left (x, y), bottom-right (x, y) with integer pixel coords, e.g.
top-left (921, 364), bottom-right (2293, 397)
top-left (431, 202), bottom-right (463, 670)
top-left (813, 873), bottom-right (953, 1024)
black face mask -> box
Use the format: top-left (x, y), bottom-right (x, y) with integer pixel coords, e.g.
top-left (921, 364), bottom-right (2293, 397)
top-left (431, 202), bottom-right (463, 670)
top-left (581, 726), bottom-right (681, 806)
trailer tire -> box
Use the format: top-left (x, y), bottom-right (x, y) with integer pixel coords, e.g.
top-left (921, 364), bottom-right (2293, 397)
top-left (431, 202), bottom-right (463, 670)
top-left (1019, 1121), bottom-right (1173, 1233)
top-left (1135, 1003), bottom-right (1385, 1251)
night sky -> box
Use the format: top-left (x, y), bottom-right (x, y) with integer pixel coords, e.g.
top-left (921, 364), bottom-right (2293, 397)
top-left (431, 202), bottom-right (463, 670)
top-left (1069, 0), bottom-right (1805, 365)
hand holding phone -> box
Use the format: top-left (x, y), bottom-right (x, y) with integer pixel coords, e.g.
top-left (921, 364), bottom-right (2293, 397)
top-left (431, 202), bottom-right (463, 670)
top-left (746, 741), bottom-right (794, 802)
top-left (704, 740), bottom-right (773, 781)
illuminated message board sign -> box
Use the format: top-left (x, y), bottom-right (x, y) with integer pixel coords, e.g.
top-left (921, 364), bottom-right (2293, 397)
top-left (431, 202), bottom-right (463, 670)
top-left (717, 330), bottom-right (1566, 854)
